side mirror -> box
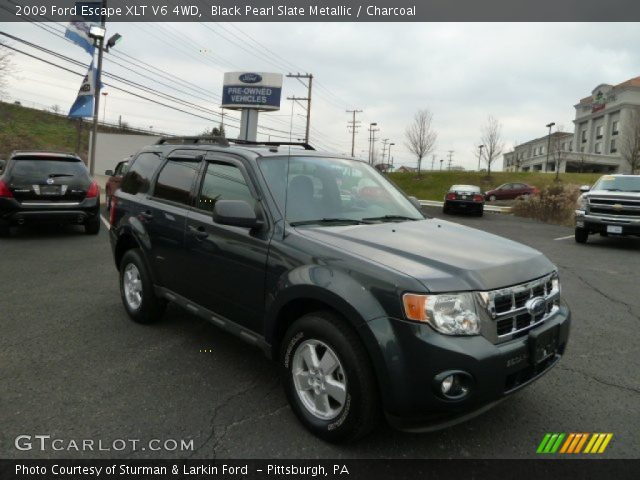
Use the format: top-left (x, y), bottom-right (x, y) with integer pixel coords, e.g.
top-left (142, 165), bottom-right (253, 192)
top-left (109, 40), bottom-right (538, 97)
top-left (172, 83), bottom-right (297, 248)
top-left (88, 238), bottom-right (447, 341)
top-left (408, 196), bottom-right (422, 211)
top-left (105, 169), bottom-right (114, 176)
top-left (579, 185), bottom-right (591, 193)
top-left (213, 200), bottom-right (262, 229)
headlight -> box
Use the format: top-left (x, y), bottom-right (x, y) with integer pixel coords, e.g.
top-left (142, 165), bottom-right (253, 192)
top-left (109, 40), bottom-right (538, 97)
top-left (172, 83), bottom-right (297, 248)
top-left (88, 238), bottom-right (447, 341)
top-left (577, 195), bottom-right (587, 210)
top-left (402, 292), bottom-right (480, 335)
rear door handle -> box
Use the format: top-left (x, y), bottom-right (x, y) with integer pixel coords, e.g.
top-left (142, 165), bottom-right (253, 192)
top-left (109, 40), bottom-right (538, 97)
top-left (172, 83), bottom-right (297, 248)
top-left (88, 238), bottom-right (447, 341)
top-left (187, 225), bottom-right (208, 240)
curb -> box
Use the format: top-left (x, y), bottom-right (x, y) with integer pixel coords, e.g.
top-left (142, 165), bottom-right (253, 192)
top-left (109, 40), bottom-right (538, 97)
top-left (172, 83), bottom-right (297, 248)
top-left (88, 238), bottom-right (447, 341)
top-left (419, 200), bottom-right (513, 214)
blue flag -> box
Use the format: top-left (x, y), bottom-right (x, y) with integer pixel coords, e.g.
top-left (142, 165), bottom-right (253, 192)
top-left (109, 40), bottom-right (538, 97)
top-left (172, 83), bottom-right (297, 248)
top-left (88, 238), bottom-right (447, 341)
top-left (69, 61), bottom-right (96, 118)
top-left (65, 21), bottom-right (95, 56)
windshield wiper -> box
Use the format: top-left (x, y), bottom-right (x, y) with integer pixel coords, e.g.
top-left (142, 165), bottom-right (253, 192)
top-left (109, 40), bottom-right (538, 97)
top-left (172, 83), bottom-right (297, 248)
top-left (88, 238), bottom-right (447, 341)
top-left (362, 215), bottom-right (421, 223)
top-left (48, 173), bottom-right (74, 178)
top-left (290, 218), bottom-right (370, 227)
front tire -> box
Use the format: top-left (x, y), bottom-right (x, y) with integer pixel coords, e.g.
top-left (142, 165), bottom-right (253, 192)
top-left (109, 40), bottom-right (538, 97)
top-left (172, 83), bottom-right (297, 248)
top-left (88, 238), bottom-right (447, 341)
top-left (85, 216), bottom-right (100, 235)
top-left (489, 195), bottom-right (497, 202)
top-left (280, 311), bottom-right (379, 443)
top-left (575, 227), bottom-right (589, 244)
top-left (119, 249), bottom-right (166, 324)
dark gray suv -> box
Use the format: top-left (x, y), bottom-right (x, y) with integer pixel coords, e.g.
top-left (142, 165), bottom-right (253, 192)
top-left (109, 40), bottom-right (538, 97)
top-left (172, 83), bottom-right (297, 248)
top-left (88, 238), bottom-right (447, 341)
top-left (109, 137), bottom-right (571, 442)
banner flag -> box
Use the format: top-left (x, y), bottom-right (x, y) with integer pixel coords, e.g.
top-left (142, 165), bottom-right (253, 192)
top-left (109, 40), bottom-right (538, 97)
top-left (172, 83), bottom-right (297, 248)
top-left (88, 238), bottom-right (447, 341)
top-left (68, 60), bottom-right (96, 118)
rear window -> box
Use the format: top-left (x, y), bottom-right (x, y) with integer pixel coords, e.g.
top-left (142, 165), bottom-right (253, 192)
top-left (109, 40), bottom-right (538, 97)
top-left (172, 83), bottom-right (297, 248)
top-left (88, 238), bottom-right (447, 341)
top-left (9, 158), bottom-right (89, 180)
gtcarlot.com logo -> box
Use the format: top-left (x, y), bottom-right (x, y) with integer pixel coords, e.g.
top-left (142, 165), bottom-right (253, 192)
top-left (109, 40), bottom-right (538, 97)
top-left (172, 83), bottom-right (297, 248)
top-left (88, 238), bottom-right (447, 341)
top-left (536, 433), bottom-right (613, 454)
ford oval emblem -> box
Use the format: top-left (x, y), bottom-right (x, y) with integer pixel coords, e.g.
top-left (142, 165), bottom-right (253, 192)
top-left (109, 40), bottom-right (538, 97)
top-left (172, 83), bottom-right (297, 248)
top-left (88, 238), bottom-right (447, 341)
top-left (525, 297), bottom-right (546, 317)
top-left (239, 73), bottom-right (262, 84)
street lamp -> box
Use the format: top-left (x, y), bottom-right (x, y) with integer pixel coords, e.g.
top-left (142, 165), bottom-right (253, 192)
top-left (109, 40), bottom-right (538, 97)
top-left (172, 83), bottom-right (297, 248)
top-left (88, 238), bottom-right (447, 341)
top-left (439, 159), bottom-right (444, 171)
top-left (545, 122), bottom-right (555, 173)
top-left (388, 143), bottom-right (395, 163)
top-left (477, 144), bottom-right (485, 171)
top-left (101, 92), bottom-right (108, 123)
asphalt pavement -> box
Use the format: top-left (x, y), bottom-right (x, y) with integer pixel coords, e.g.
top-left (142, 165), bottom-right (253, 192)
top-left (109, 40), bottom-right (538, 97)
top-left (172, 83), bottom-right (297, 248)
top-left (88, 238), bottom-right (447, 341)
top-left (1, 208), bottom-right (638, 459)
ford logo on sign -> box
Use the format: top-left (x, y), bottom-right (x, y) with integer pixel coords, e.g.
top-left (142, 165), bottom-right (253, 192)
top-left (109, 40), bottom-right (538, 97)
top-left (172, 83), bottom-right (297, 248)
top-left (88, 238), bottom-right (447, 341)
top-left (239, 73), bottom-right (262, 84)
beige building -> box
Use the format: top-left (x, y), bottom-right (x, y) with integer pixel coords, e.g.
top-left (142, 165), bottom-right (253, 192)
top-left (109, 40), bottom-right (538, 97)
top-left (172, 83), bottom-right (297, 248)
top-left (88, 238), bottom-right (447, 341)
top-left (504, 76), bottom-right (640, 173)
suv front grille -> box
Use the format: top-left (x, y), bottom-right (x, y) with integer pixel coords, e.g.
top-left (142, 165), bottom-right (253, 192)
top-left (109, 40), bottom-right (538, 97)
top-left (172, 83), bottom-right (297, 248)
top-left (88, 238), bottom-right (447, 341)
top-left (588, 197), bottom-right (640, 217)
top-left (482, 273), bottom-right (560, 343)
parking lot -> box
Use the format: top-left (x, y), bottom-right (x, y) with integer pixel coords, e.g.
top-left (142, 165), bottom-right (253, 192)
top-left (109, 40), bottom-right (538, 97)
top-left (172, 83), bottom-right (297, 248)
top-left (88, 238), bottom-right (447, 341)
top-left (1, 207), bottom-right (638, 459)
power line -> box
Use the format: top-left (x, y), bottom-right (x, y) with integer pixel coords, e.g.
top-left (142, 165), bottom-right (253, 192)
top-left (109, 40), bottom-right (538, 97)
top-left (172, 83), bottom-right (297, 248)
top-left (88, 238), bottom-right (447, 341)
top-left (346, 109), bottom-right (362, 157)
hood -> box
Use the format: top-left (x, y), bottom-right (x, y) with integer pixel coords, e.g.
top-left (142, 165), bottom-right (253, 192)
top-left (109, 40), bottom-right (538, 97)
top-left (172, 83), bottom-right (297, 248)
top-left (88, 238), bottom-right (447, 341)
top-left (296, 219), bottom-right (554, 292)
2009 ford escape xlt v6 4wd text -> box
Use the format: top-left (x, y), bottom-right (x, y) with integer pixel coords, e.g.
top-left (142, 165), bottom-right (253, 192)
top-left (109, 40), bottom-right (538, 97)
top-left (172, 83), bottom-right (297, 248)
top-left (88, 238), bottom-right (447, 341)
top-left (109, 137), bottom-right (571, 442)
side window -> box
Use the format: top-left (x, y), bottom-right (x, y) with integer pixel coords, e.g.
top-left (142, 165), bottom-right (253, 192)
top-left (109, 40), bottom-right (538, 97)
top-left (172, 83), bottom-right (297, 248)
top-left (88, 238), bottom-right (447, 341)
top-left (197, 162), bottom-right (255, 213)
top-left (121, 153), bottom-right (161, 195)
top-left (153, 160), bottom-right (200, 206)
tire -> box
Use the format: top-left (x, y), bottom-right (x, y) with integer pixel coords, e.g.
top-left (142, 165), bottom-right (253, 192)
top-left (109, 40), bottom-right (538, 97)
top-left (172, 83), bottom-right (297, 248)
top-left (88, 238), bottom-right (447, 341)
top-left (477, 208), bottom-right (484, 217)
top-left (84, 216), bottom-right (101, 235)
top-left (489, 195), bottom-right (497, 202)
top-left (575, 227), bottom-right (589, 244)
top-left (280, 311), bottom-right (379, 443)
top-left (442, 204), bottom-right (450, 214)
top-left (119, 249), bottom-right (166, 324)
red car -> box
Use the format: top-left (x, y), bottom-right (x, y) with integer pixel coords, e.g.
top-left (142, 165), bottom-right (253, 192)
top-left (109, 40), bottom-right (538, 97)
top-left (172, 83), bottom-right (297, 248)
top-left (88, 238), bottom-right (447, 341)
top-left (485, 182), bottom-right (539, 201)
top-left (105, 158), bottom-right (130, 210)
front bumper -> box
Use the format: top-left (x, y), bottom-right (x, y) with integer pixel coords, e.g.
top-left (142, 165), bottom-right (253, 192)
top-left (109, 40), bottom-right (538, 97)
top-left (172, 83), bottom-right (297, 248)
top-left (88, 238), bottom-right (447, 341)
top-left (359, 304), bottom-right (571, 431)
top-left (0, 197), bottom-right (99, 225)
top-left (575, 210), bottom-right (640, 235)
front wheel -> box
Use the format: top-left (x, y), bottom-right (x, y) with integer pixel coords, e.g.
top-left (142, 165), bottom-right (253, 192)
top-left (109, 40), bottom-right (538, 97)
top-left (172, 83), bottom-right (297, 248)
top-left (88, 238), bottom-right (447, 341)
top-left (280, 311), bottom-right (379, 443)
top-left (489, 195), bottom-right (496, 202)
top-left (119, 249), bottom-right (166, 323)
top-left (575, 227), bottom-right (589, 244)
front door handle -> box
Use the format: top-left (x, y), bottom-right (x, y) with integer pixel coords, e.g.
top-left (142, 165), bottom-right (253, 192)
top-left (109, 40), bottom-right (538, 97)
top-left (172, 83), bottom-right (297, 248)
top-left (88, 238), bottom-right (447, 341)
top-left (187, 225), bottom-right (208, 240)
top-left (140, 210), bottom-right (154, 221)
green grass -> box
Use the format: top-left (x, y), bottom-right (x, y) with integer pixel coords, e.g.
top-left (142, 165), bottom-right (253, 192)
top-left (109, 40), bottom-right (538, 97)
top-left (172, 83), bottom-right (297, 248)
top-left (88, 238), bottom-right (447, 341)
top-left (387, 171), bottom-right (602, 201)
top-left (0, 101), bottom-right (140, 160)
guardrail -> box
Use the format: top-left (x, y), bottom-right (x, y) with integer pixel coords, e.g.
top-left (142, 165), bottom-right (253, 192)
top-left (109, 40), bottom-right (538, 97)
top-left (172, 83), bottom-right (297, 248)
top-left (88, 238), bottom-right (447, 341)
top-left (420, 200), bottom-right (513, 214)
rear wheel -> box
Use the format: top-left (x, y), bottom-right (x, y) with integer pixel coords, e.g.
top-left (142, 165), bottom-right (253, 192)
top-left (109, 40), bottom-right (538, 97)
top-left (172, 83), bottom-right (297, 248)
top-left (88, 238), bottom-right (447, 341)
top-left (575, 227), bottom-right (589, 244)
top-left (119, 249), bottom-right (166, 324)
top-left (489, 195), bottom-right (496, 202)
top-left (442, 204), bottom-right (450, 214)
top-left (280, 311), bottom-right (379, 443)
top-left (84, 216), bottom-right (100, 235)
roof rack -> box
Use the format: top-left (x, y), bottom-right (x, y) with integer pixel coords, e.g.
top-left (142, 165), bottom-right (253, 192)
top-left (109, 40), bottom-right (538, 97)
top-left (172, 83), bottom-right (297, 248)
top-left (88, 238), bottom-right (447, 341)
top-left (154, 136), bottom-right (315, 150)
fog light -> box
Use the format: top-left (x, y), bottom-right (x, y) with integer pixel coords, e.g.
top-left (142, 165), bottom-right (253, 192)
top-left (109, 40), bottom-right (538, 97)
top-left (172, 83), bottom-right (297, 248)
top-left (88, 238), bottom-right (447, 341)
top-left (434, 371), bottom-right (472, 400)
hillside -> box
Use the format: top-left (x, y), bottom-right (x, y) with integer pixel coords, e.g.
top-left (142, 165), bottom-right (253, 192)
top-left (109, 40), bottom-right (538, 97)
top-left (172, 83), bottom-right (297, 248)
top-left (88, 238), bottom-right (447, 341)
top-left (388, 171), bottom-right (603, 201)
top-left (0, 101), bottom-right (150, 160)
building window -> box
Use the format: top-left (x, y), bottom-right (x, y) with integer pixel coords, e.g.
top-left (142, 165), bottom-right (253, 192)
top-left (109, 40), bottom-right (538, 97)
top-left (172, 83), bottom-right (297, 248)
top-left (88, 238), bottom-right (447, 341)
top-left (596, 125), bottom-right (603, 139)
top-left (580, 146), bottom-right (585, 153)
top-left (612, 120), bottom-right (619, 135)
top-left (595, 142), bottom-right (602, 154)
top-left (610, 139), bottom-right (617, 153)
top-left (581, 130), bottom-right (587, 143)
top-left (561, 142), bottom-right (566, 151)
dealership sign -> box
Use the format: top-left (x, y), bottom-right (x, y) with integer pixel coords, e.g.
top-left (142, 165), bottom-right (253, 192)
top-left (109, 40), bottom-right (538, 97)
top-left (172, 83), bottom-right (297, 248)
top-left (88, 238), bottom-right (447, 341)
top-left (221, 72), bottom-right (282, 111)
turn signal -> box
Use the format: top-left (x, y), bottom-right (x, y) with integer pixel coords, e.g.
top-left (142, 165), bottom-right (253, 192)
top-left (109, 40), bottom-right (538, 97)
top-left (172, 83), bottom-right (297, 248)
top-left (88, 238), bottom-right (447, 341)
top-left (86, 181), bottom-right (100, 198)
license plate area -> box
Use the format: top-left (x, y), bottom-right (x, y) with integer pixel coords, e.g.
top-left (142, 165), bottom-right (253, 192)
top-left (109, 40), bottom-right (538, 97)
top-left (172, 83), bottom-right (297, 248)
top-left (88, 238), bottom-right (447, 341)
top-left (38, 185), bottom-right (62, 196)
top-left (606, 225), bottom-right (623, 234)
top-left (528, 325), bottom-right (559, 365)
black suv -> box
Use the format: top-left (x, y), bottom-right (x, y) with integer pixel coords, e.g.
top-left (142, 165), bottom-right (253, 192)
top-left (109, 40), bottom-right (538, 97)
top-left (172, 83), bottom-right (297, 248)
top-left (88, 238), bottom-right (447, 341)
top-left (109, 137), bottom-right (571, 442)
top-left (0, 152), bottom-right (101, 236)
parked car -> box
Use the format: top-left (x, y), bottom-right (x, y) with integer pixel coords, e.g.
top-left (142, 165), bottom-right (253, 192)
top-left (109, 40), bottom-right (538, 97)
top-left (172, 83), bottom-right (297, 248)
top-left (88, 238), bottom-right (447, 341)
top-left (575, 174), bottom-right (640, 243)
top-left (105, 158), bottom-right (130, 210)
top-left (109, 137), bottom-right (570, 442)
top-left (485, 183), bottom-right (539, 201)
top-left (0, 151), bottom-right (101, 236)
top-left (443, 184), bottom-right (484, 216)
top-left (0, 159), bottom-right (6, 174)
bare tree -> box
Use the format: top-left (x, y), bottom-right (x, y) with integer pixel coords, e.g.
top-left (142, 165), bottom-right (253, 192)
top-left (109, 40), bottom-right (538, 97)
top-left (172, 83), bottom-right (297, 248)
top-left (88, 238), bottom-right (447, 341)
top-left (404, 109), bottom-right (437, 175)
top-left (479, 116), bottom-right (504, 177)
top-left (0, 44), bottom-right (13, 97)
top-left (550, 126), bottom-right (566, 178)
top-left (620, 107), bottom-right (640, 174)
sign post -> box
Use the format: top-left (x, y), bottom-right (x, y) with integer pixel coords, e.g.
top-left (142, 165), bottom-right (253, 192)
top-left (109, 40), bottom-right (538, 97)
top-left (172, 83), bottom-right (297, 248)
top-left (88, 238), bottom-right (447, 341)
top-left (221, 72), bottom-right (283, 141)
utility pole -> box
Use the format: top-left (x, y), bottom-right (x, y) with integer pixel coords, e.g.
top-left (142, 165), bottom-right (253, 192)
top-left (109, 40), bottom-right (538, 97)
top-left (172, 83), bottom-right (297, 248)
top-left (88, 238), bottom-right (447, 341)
top-left (286, 73), bottom-right (313, 144)
top-left (447, 150), bottom-right (454, 170)
top-left (381, 139), bottom-right (390, 164)
top-left (346, 109), bottom-right (362, 157)
top-left (545, 121), bottom-right (555, 173)
top-left (368, 123), bottom-right (379, 165)
top-left (88, 7), bottom-right (106, 176)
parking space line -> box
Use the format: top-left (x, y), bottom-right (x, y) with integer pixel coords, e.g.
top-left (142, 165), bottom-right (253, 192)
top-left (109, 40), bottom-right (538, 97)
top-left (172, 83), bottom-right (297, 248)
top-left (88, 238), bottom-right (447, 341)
top-left (100, 215), bottom-right (110, 229)
top-left (554, 235), bottom-right (574, 241)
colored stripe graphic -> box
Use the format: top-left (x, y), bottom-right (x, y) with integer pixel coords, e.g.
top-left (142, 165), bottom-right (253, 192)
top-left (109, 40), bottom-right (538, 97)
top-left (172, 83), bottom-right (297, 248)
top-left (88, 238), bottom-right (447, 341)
top-left (538, 433), bottom-right (613, 454)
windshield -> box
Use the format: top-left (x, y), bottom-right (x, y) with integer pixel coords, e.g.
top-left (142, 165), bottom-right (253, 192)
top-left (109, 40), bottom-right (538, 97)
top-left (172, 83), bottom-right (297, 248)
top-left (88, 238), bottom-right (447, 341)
top-left (592, 175), bottom-right (640, 192)
top-left (258, 156), bottom-right (424, 225)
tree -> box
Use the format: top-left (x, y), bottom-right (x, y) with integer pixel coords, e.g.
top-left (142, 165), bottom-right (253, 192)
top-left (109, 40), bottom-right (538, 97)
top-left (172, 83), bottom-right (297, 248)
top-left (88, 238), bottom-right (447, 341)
top-left (620, 107), bottom-right (640, 174)
top-left (404, 109), bottom-right (437, 175)
top-left (479, 115), bottom-right (504, 177)
top-left (0, 44), bottom-right (13, 97)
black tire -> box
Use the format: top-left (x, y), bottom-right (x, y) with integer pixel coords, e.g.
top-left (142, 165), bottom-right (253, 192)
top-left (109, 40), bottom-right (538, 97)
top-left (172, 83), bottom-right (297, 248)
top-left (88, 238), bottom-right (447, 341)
top-left (280, 311), bottom-right (379, 443)
top-left (84, 216), bottom-right (101, 235)
top-left (442, 204), bottom-right (450, 214)
top-left (476, 208), bottom-right (484, 217)
top-left (575, 227), bottom-right (588, 244)
top-left (119, 249), bottom-right (166, 324)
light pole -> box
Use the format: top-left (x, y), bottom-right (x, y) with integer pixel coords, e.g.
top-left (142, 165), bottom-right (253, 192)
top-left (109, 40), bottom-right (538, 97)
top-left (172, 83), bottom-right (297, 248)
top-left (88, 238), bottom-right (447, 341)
top-left (101, 92), bottom-right (108, 123)
top-left (368, 122), bottom-right (378, 165)
top-left (439, 159), bottom-right (444, 171)
top-left (477, 144), bottom-right (485, 171)
top-left (388, 143), bottom-right (395, 164)
top-left (545, 122), bottom-right (555, 173)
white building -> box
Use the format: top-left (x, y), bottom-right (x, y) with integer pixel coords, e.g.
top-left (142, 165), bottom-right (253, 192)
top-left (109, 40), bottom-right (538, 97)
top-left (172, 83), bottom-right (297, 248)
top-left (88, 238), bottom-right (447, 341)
top-left (504, 76), bottom-right (640, 173)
